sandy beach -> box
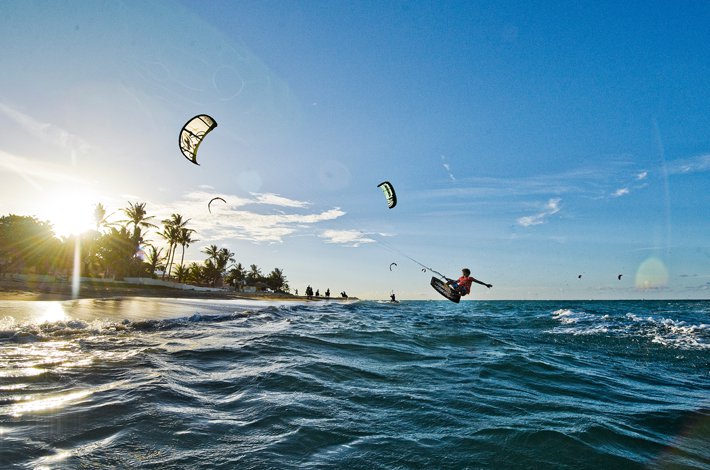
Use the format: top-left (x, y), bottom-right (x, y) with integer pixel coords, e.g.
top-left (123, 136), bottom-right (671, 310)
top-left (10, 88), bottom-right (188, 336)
top-left (0, 278), bottom-right (354, 302)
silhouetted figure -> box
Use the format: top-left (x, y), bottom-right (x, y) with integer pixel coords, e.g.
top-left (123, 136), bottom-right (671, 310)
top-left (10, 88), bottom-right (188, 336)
top-left (325, 288), bottom-right (330, 298)
top-left (315, 289), bottom-right (320, 297)
top-left (306, 285), bottom-right (313, 299)
top-left (390, 293), bottom-right (396, 302)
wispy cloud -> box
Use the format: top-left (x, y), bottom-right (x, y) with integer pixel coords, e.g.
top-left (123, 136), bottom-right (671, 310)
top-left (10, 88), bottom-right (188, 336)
top-left (612, 187), bottom-right (630, 197)
top-left (412, 167), bottom-right (610, 202)
top-left (609, 168), bottom-right (649, 198)
top-left (666, 154), bottom-right (710, 175)
top-left (251, 192), bottom-right (310, 208)
top-left (517, 198), bottom-right (561, 227)
top-left (319, 229), bottom-right (376, 247)
top-left (440, 155), bottom-right (456, 182)
top-left (0, 102), bottom-right (91, 164)
top-left (0, 150), bottom-right (88, 187)
top-left (145, 190), bottom-right (344, 244)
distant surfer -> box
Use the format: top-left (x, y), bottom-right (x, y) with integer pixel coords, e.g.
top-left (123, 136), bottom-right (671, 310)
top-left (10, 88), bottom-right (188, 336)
top-left (390, 292), bottom-right (397, 302)
top-left (447, 268), bottom-right (492, 296)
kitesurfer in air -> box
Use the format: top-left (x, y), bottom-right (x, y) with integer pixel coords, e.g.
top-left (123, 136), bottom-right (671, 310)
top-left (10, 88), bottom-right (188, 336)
top-left (447, 268), bottom-right (492, 296)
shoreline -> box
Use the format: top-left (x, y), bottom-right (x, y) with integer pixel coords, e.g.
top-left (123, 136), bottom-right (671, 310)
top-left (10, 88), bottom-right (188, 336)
top-left (0, 278), bottom-right (357, 302)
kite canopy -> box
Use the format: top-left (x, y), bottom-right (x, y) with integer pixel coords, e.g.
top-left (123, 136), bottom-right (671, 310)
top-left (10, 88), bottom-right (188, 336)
top-left (389, 262), bottom-right (397, 271)
top-left (208, 197), bottom-right (226, 213)
top-left (179, 114), bottom-right (218, 165)
top-left (377, 181), bottom-right (397, 209)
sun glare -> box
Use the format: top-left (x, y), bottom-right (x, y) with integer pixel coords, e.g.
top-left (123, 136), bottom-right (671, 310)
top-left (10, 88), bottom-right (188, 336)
top-left (41, 189), bottom-right (98, 238)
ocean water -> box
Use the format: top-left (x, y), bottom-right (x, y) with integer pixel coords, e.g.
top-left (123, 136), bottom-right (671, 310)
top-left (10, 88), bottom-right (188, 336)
top-left (0, 298), bottom-right (708, 469)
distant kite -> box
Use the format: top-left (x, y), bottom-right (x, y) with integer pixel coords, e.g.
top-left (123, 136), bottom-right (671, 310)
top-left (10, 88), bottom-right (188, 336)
top-left (179, 114), bottom-right (218, 165)
top-left (578, 274), bottom-right (582, 279)
top-left (208, 197), bottom-right (226, 213)
top-left (422, 268), bottom-right (427, 273)
top-left (389, 262), bottom-right (397, 271)
top-left (377, 181), bottom-right (397, 209)
top-left (618, 274), bottom-right (623, 280)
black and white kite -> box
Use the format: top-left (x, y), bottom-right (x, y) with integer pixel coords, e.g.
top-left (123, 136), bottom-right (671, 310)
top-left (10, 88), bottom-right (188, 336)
top-left (377, 181), bottom-right (397, 209)
top-left (179, 114), bottom-right (218, 165)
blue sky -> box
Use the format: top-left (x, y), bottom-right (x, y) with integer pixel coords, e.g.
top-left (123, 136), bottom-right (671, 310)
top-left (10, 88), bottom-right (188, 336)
top-left (1, 0), bottom-right (709, 299)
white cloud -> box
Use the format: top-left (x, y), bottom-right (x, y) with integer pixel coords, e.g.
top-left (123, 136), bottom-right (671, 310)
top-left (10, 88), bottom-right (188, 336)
top-left (144, 190), bottom-right (345, 244)
top-left (517, 198), bottom-right (561, 227)
top-left (319, 229), bottom-right (376, 247)
top-left (612, 187), bottom-right (630, 197)
top-left (0, 149), bottom-right (88, 187)
top-left (636, 171), bottom-right (648, 180)
top-left (251, 192), bottom-right (310, 208)
top-left (0, 102), bottom-right (91, 163)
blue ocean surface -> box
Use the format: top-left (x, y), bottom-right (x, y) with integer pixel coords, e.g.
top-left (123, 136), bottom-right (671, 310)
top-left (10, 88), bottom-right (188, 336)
top-left (1, 298), bottom-right (708, 469)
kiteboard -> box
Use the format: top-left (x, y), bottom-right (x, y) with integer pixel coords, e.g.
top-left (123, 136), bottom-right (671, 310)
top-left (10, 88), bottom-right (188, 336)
top-left (430, 276), bottom-right (461, 303)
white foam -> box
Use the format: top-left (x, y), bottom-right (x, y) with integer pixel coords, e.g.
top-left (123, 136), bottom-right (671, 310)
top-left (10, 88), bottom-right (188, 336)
top-left (552, 308), bottom-right (582, 324)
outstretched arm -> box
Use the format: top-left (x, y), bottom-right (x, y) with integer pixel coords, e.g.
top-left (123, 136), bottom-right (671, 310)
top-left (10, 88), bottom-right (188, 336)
top-left (472, 277), bottom-right (493, 289)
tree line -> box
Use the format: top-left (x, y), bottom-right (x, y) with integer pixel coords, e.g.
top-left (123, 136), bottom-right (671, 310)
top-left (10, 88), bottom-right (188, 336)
top-left (0, 202), bottom-right (289, 293)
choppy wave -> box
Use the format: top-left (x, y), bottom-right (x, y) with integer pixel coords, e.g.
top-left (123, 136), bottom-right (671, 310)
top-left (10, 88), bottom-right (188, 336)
top-left (1, 299), bottom-right (708, 468)
top-left (551, 305), bottom-right (710, 350)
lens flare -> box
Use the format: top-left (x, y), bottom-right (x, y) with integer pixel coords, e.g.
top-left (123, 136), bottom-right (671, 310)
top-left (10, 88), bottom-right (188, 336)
top-left (635, 257), bottom-right (669, 289)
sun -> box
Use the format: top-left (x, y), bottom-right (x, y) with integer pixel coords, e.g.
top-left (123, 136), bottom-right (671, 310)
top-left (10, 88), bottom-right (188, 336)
top-left (41, 188), bottom-right (99, 238)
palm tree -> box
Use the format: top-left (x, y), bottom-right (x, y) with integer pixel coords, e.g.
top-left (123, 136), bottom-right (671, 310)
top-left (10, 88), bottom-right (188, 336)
top-left (158, 225), bottom-right (177, 279)
top-left (187, 262), bottom-right (205, 284)
top-left (214, 248), bottom-right (235, 274)
top-left (202, 244), bottom-right (219, 261)
top-left (202, 245), bottom-right (235, 286)
top-left (246, 264), bottom-right (262, 285)
top-left (226, 263), bottom-right (246, 291)
top-left (176, 228), bottom-right (197, 282)
top-left (95, 226), bottom-right (135, 279)
top-left (145, 245), bottom-right (163, 278)
top-left (267, 267), bottom-right (289, 293)
top-left (120, 202), bottom-right (157, 246)
top-left (173, 264), bottom-right (190, 284)
top-left (159, 214), bottom-right (190, 280)
top-left (93, 203), bottom-right (113, 233)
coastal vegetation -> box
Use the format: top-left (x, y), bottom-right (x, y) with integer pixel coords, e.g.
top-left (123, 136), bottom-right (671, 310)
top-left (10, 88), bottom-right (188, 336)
top-left (0, 202), bottom-right (289, 293)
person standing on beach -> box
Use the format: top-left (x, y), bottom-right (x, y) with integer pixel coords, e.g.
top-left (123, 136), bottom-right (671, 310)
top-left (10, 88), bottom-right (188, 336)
top-left (446, 268), bottom-right (492, 296)
top-left (325, 288), bottom-right (330, 298)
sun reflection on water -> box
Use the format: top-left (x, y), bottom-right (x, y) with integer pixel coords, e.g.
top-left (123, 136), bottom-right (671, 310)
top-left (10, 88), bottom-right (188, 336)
top-left (9, 389), bottom-right (94, 417)
top-left (35, 302), bottom-right (69, 324)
